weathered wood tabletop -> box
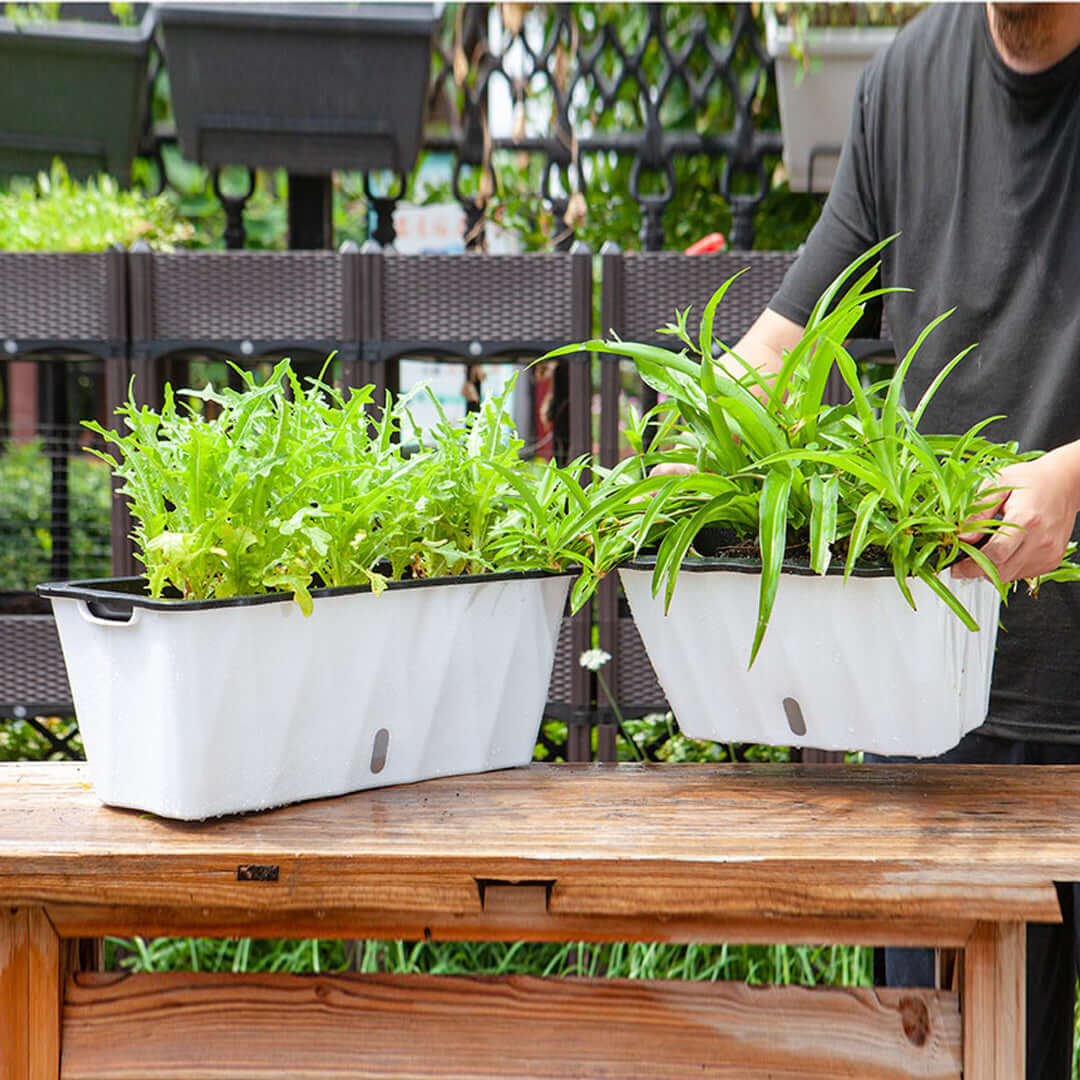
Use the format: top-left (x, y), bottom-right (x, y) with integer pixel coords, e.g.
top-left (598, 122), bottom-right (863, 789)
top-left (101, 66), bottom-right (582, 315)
top-left (2, 760), bottom-right (1078, 1079)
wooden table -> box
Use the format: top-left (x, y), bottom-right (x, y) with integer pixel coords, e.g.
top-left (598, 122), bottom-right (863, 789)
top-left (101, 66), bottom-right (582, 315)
top-left (1, 760), bottom-right (1077, 1079)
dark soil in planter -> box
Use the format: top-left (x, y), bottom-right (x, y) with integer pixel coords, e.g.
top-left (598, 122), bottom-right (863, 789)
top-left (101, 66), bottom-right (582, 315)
top-left (688, 524), bottom-right (893, 575)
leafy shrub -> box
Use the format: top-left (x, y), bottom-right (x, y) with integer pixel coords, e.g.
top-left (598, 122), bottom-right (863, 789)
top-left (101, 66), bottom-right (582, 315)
top-left (86, 360), bottom-right (614, 610)
top-left (0, 440), bottom-right (112, 590)
top-left (0, 716), bottom-right (82, 761)
top-left (2, 2), bottom-right (136, 25)
top-left (0, 160), bottom-right (193, 252)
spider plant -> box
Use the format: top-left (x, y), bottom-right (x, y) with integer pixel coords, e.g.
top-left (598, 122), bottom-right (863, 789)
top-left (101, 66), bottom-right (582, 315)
top-left (84, 359), bottom-right (603, 612)
top-left (543, 238), bottom-right (1079, 667)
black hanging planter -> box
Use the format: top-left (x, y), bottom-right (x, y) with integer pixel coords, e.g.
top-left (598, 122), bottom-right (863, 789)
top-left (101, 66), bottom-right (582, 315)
top-left (0, 9), bottom-right (153, 184)
top-left (155, 2), bottom-right (438, 174)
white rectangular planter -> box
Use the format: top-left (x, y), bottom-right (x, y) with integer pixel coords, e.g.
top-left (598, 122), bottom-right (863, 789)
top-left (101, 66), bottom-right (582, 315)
top-left (765, 15), bottom-right (896, 193)
top-left (40, 572), bottom-right (570, 819)
top-left (620, 562), bottom-right (1000, 757)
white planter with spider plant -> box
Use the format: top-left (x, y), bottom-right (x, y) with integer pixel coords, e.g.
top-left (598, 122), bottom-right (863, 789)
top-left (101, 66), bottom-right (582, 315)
top-left (39, 363), bottom-right (598, 819)
top-left (550, 239), bottom-right (1080, 756)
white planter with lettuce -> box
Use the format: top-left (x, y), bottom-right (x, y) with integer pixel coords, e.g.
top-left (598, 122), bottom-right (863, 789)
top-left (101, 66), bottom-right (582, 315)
top-left (40, 571), bottom-right (570, 820)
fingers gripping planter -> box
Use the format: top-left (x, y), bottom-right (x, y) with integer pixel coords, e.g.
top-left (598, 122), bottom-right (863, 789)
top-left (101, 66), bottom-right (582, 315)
top-left (620, 561), bottom-right (1000, 757)
top-left (40, 572), bottom-right (570, 820)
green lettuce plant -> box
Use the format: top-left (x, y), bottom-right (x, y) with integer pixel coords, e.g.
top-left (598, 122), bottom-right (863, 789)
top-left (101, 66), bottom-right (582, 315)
top-left (84, 360), bottom-right (609, 612)
top-left (544, 238), bottom-right (1080, 666)
top-left (0, 160), bottom-right (193, 252)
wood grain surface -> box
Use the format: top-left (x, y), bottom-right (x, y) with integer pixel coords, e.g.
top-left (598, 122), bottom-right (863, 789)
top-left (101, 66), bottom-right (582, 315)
top-left (0, 908), bottom-right (29, 1080)
top-left (60, 971), bottom-right (962, 1080)
top-left (0, 762), bottom-right (1073, 926)
top-left (963, 922), bottom-right (1025, 1080)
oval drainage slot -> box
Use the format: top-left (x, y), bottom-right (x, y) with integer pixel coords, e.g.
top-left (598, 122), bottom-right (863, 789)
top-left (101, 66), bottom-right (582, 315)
top-left (782, 697), bottom-right (807, 737)
top-left (370, 728), bottom-right (390, 773)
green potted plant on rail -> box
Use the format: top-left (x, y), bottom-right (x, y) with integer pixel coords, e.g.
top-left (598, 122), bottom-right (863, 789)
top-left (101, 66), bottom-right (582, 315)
top-left (543, 239), bottom-right (1080, 756)
top-left (0, 3), bottom-right (152, 184)
top-left (38, 360), bottom-right (611, 819)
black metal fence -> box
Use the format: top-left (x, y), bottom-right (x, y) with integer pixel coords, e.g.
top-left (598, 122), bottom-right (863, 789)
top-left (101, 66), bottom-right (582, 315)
top-left (134, 3), bottom-right (785, 254)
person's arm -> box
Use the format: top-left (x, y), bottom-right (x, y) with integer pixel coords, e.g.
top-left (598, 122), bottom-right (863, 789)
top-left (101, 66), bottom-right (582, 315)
top-left (953, 442), bottom-right (1080, 582)
top-left (725, 308), bottom-right (806, 382)
top-left (655, 61), bottom-right (877, 477)
top-left (651, 308), bottom-right (805, 477)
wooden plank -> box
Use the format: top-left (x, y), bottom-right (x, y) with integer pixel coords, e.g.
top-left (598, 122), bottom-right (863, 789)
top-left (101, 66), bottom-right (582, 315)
top-left (1, 858), bottom-right (1059, 924)
top-left (963, 921), bottom-right (1024, 1080)
top-left (0, 908), bottom-right (63, 1080)
top-left (61, 971), bottom-right (963, 1080)
top-left (27, 908), bottom-right (62, 1080)
top-left (5, 761), bottom-right (1080, 869)
top-left (0, 763), bottom-right (1070, 925)
top-left (1, 859), bottom-right (1060, 925)
top-left (45, 902), bottom-right (982, 948)
top-left (1, 908), bottom-right (29, 1080)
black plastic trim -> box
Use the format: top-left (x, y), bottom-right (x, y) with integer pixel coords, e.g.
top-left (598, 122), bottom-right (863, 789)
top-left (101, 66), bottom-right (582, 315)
top-left (38, 568), bottom-right (578, 614)
top-left (622, 555), bottom-right (897, 579)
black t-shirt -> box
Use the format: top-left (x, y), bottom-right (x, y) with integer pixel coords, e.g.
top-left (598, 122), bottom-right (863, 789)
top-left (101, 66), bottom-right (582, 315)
top-left (771, 2), bottom-right (1080, 744)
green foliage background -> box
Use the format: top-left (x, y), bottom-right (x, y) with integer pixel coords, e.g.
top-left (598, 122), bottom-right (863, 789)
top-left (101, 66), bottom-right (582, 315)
top-left (0, 441), bottom-right (112, 590)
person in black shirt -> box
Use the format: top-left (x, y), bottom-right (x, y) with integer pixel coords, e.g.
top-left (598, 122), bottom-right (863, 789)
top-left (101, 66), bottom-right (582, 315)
top-left (729, 4), bottom-right (1080, 1075)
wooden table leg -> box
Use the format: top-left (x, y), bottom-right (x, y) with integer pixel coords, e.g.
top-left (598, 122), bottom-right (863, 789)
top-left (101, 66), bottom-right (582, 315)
top-left (963, 921), bottom-right (1025, 1080)
top-left (1, 907), bottom-right (64, 1080)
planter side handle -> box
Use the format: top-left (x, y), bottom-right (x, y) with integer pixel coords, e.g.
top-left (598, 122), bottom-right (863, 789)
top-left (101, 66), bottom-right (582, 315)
top-left (77, 599), bottom-right (142, 628)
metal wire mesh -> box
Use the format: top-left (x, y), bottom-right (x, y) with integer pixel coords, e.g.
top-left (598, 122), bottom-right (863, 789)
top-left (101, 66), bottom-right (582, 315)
top-left (0, 357), bottom-right (111, 757)
top-left (0, 359), bottom-right (114, 591)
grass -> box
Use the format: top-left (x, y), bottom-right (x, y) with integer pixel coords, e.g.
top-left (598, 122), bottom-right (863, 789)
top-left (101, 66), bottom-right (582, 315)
top-left (106, 935), bottom-right (874, 988)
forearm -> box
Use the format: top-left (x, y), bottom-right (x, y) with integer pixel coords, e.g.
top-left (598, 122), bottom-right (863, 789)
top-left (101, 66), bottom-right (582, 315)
top-left (726, 307), bottom-right (805, 382)
top-left (1036, 440), bottom-right (1080, 516)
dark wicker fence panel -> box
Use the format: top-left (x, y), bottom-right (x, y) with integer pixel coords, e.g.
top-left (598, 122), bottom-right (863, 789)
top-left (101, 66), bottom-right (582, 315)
top-left (132, 247), bottom-right (351, 358)
top-left (373, 251), bottom-right (588, 345)
top-left (0, 252), bottom-right (121, 346)
top-left (610, 249), bottom-right (800, 346)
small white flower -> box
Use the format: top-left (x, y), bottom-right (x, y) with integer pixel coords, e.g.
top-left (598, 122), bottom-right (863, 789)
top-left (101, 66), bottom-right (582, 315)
top-left (579, 648), bottom-right (612, 672)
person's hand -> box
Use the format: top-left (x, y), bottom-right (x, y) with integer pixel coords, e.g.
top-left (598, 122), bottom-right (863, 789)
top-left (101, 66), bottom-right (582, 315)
top-left (649, 462), bottom-right (696, 478)
top-left (952, 447), bottom-right (1080, 582)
